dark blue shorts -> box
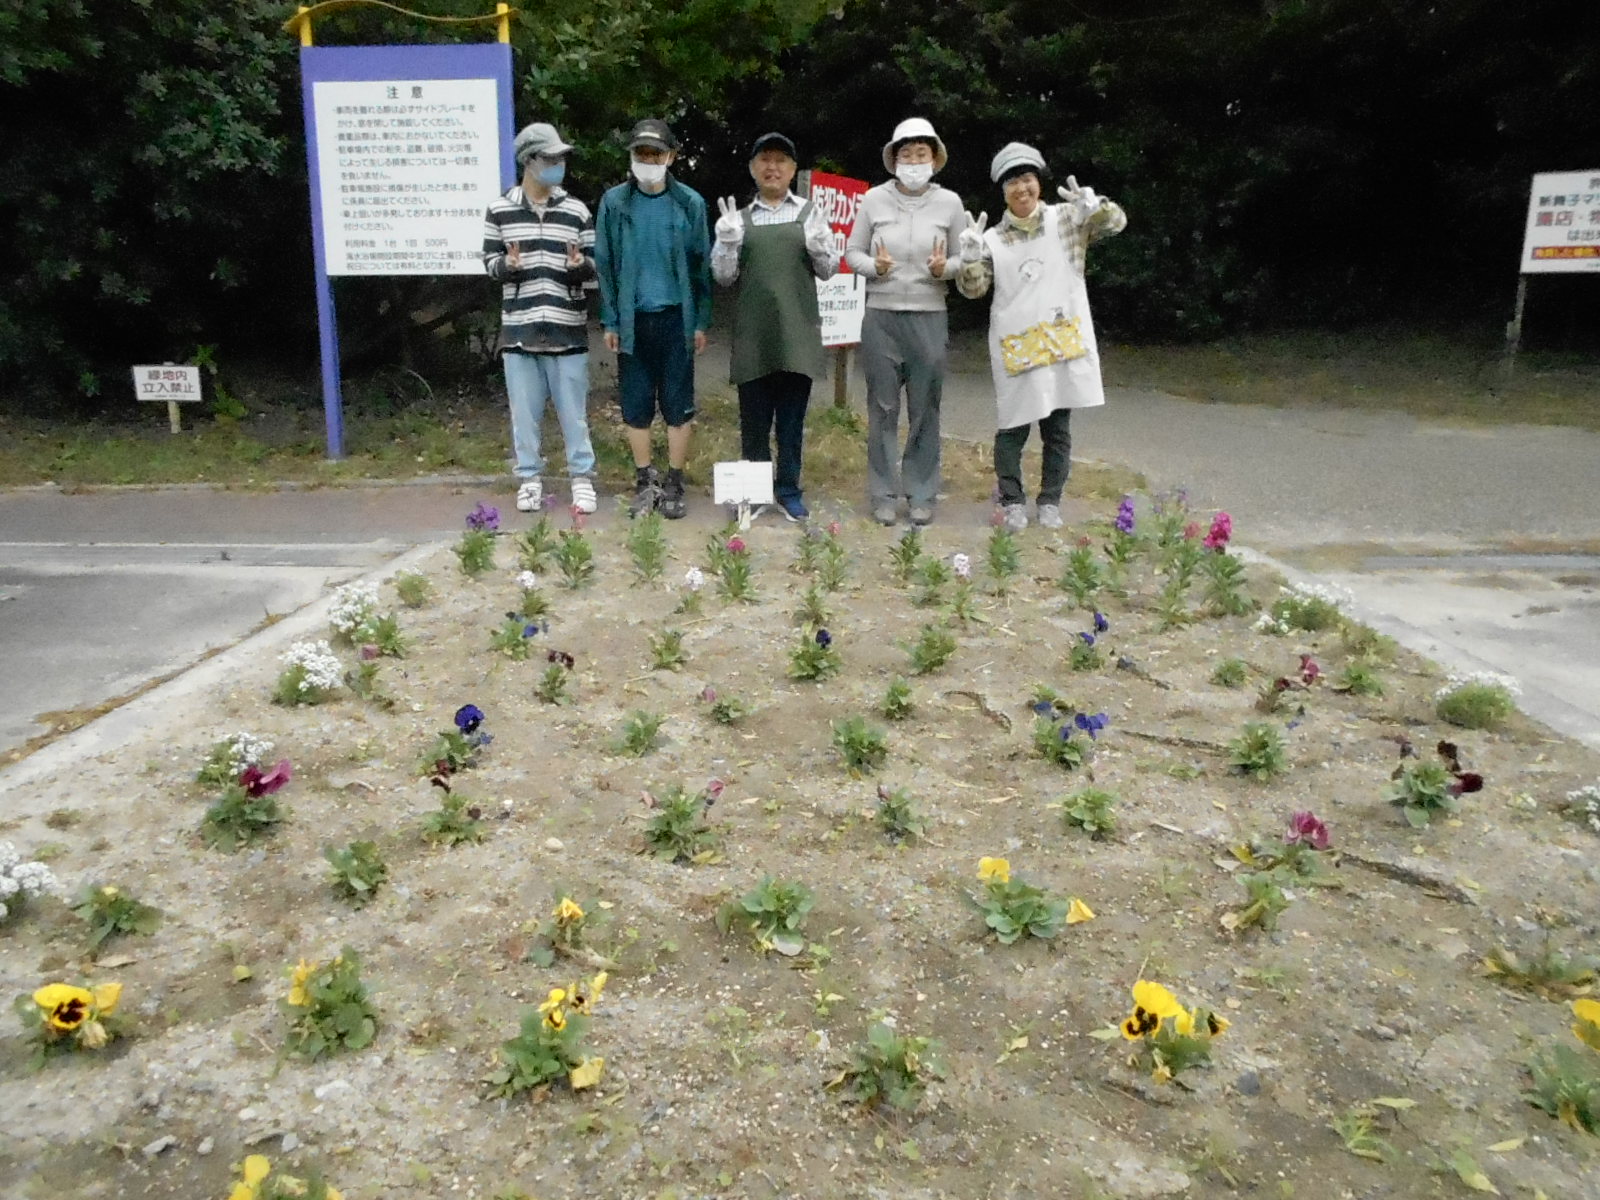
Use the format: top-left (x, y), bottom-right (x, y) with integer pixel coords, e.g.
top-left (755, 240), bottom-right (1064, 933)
top-left (619, 307), bottom-right (696, 428)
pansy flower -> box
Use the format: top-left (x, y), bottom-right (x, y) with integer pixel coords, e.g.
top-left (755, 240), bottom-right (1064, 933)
top-left (1078, 631), bottom-right (1096, 646)
top-left (1066, 898), bottom-right (1095, 924)
top-left (239, 759), bottom-right (293, 797)
top-left (1115, 495), bottom-right (1136, 534)
top-left (1119, 979), bottom-right (1184, 1040)
top-left (1448, 772), bottom-right (1484, 797)
top-left (554, 897), bottom-right (585, 925)
top-left (704, 778), bottom-right (725, 805)
top-left (546, 649), bottom-right (575, 668)
top-left (1284, 810), bottom-right (1330, 850)
top-left (699, 686), bottom-right (717, 703)
top-left (1030, 700), bottom-right (1054, 716)
top-left (454, 704), bottom-right (484, 734)
top-left (1298, 654), bottom-right (1321, 685)
top-left (1093, 611), bottom-right (1109, 633)
top-left (1074, 711), bottom-right (1108, 740)
top-left (815, 629), bottom-right (832, 648)
top-left (977, 856), bottom-right (1010, 884)
top-left (465, 502), bottom-right (500, 532)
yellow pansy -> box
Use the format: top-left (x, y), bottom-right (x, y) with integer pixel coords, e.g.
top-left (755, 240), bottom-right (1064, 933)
top-left (228, 1186), bottom-right (255, 1200)
top-left (101, 885), bottom-right (120, 898)
top-left (1120, 1008), bottom-right (1159, 1040)
top-left (544, 1006), bottom-right (567, 1032)
top-left (1572, 998), bottom-right (1600, 1052)
top-left (1173, 1008), bottom-right (1196, 1037)
top-left (91, 982), bottom-right (122, 1017)
top-left (1206, 1011), bottom-right (1231, 1038)
top-left (538, 987), bottom-right (567, 1014)
top-left (554, 896), bottom-right (585, 925)
top-left (243, 1156), bottom-right (272, 1186)
top-left (1131, 980), bottom-right (1184, 1021)
top-left (34, 983), bottom-right (93, 1032)
top-left (1151, 1061), bottom-right (1174, 1083)
top-left (1066, 898), bottom-right (1095, 924)
top-left (287, 959), bottom-right (316, 1008)
top-left (977, 857), bottom-right (1011, 884)
top-left (589, 971), bottom-right (607, 1003)
top-left (569, 1056), bottom-right (605, 1089)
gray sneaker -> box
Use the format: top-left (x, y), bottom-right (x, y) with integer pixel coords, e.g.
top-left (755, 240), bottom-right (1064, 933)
top-left (1037, 503), bottom-right (1064, 529)
top-left (908, 506), bottom-right (934, 527)
top-left (872, 503), bottom-right (897, 526)
top-left (628, 467), bottom-right (660, 518)
top-left (1001, 503), bottom-right (1027, 532)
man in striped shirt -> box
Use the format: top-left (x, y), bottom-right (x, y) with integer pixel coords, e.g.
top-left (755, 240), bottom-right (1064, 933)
top-left (483, 122), bottom-right (599, 514)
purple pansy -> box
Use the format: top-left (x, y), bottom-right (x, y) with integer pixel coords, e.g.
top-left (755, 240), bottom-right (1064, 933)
top-left (454, 704), bottom-right (485, 734)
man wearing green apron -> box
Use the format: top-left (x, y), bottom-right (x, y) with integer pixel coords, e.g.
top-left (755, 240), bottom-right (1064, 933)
top-left (711, 132), bottom-right (837, 522)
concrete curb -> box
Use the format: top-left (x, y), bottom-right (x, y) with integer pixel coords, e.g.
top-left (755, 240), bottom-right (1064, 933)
top-left (0, 542), bottom-right (442, 796)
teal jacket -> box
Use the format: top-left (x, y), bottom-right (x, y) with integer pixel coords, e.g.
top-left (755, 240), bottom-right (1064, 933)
top-left (595, 175), bottom-right (713, 355)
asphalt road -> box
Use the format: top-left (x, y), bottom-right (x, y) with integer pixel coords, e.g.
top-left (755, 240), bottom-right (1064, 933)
top-left (1, 330), bottom-right (1596, 768)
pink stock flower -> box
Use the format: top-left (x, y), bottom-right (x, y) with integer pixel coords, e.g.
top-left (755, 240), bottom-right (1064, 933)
top-left (1284, 810), bottom-right (1330, 850)
top-left (826, 521), bottom-right (841, 537)
top-left (569, 504), bottom-right (586, 530)
top-left (726, 536), bottom-right (746, 555)
top-left (699, 686), bottom-right (717, 703)
top-left (1183, 521), bottom-right (1202, 540)
top-left (1203, 511), bottom-right (1232, 551)
top-left (1299, 654), bottom-right (1321, 685)
top-left (989, 509), bottom-right (1005, 527)
top-left (705, 778), bottom-right (726, 804)
top-left (240, 759), bottom-right (293, 798)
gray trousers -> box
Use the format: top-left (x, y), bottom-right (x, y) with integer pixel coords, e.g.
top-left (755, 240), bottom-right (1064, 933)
top-left (861, 308), bottom-right (948, 508)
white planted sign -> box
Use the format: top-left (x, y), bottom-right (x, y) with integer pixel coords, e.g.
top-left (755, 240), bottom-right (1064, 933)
top-left (817, 273), bottom-right (865, 347)
top-left (712, 460), bottom-right (775, 506)
top-left (132, 365), bottom-right (202, 402)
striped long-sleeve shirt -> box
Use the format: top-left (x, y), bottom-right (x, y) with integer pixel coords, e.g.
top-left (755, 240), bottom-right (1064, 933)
top-left (482, 185), bottom-right (596, 355)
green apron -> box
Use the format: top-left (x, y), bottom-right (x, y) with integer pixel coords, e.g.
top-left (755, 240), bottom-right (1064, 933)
top-left (729, 202), bottom-right (827, 385)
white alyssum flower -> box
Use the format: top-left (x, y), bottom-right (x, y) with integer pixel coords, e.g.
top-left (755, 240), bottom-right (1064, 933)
top-left (327, 581), bottom-right (381, 637)
top-left (1254, 612), bottom-right (1290, 635)
top-left (516, 570), bottom-right (539, 591)
top-left (223, 731), bottom-right (274, 772)
top-left (1565, 783), bottom-right (1600, 834)
top-left (951, 553), bottom-right (971, 580)
top-left (1433, 670), bottom-right (1523, 701)
top-left (279, 640), bottom-right (344, 693)
top-left (684, 566), bottom-right (705, 591)
top-left (0, 842), bottom-right (58, 921)
top-left (1280, 581), bottom-right (1355, 610)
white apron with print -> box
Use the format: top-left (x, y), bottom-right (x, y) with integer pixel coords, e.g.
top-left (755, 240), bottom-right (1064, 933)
top-left (985, 204), bottom-right (1104, 430)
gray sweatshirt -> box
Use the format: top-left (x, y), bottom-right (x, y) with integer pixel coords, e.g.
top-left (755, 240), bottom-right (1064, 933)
top-left (843, 181), bottom-right (969, 312)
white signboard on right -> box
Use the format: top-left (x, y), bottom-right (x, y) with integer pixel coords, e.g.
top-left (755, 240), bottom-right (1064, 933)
top-left (817, 274), bottom-right (865, 347)
top-left (1519, 169), bottom-right (1600, 273)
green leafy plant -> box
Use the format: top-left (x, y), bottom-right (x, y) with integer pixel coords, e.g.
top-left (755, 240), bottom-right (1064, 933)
top-left (794, 582), bottom-right (831, 628)
top-left (832, 716), bottom-right (888, 774)
top-left (282, 947), bottom-right (379, 1061)
top-left (1033, 716), bottom-right (1087, 771)
top-left (716, 536), bottom-right (756, 602)
top-left (455, 528), bottom-right (496, 577)
top-left (516, 580), bottom-right (551, 621)
top-left (906, 623), bottom-right (956, 675)
top-left (1262, 583), bottom-right (1346, 633)
top-left (534, 656), bottom-right (572, 704)
top-left (324, 841), bottom-right (388, 906)
top-left (73, 884), bottom-right (161, 953)
top-left (1210, 657), bottom-right (1249, 688)
top-left (421, 728), bottom-right (481, 776)
top-left (1153, 571), bottom-right (1192, 630)
top-left (1201, 552), bottom-right (1254, 616)
top-left (1334, 658), bottom-right (1385, 696)
top-left (1058, 786), bottom-right (1118, 838)
top-left (1435, 675), bottom-right (1518, 730)
top-left (912, 555), bottom-right (951, 606)
top-left (1387, 761), bottom-right (1456, 827)
top-left (789, 628), bottom-right (841, 681)
top-left (1068, 633), bottom-right (1103, 672)
top-left (489, 615), bottom-right (536, 660)
top-left (1220, 869), bottom-right (1293, 933)
top-left (700, 687), bottom-right (749, 725)
top-left (344, 659), bottom-right (394, 712)
top-left (393, 570), bottom-right (432, 608)
top-left (986, 525), bottom-right (1021, 593)
top-left (816, 528), bottom-right (848, 592)
top-left (1331, 1103), bottom-right (1398, 1162)
top-left (1340, 621), bottom-right (1397, 662)
top-left (1526, 1041), bottom-right (1600, 1135)
top-left (553, 529), bottom-right (594, 588)
top-left (642, 781), bottom-right (722, 863)
top-left (888, 527), bottom-right (923, 583)
top-left (876, 784), bottom-right (927, 843)
top-left (971, 857), bottom-right (1077, 943)
top-left (355, 612), bottom-right (406, 658)
top-left (201, 771), bottom-right (290, 852)
top-left (717, 875), bottom-right (814, 956)
top-left (421, 792), bottom-right (487, 847)
top-left (1058, 541), bottom-right (1102, 607)
top-left (1483, 942), bottom-right (1599, 999)
top-left (831, 1022), bottom-right (945, 1112)
top-left (616, 710), bottom-right (665, 756)
top-left (948, 576), bottom-right (980, 624)
top-left (1227, 722), bottom-right (1287, 780)
top-left (485, 973), bottom-right (608, 1098)
top-left (626, 510), bottom-right (668, 581)
top-left (881, 677), bottom-right (915, 721)
top-left (648, 628), bottom-right (687, 671)
top-left (517, 517), bottom-right (557, 572)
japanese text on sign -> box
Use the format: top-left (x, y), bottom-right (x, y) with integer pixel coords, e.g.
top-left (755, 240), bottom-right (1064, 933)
top-left (132, 365), bottom-right (202, 402)
top-left (312, 77), bottom-right (502, 276)
top-left (809, 171), bottom-right (869, 346)
top-left (1518, 170), bottom-right (1600, 274)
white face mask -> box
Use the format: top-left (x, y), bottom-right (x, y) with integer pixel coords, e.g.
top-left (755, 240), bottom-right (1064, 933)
top-left (895, 163), bottom-right (934, 190)
top-left (631, 160), bottom-right (668, 186)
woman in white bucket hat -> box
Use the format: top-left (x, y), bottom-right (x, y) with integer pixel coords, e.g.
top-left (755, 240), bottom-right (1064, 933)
top-left (843, 118), bottom-right (969, 526)
top-left (957, 142), bottom-right (1126, 531)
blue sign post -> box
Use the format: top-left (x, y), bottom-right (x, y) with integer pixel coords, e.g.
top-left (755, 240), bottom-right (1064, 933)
top-left (292, 10), bottom-right (515, 458)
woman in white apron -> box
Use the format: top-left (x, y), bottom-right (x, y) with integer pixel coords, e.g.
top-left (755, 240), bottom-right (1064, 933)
top-left (956, 143), bottom-right (1126, 530)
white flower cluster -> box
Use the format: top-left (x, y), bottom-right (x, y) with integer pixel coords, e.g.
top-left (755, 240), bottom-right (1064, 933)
top-left (516, 570), bottom-right (539, 591)
top-left (1282, 581), bottom-right (1355, 609)
top-left (1566, 783), bottom-right (1600, 834)
top-left (279, 640), bottom-right (344, 693)
top-left (1253, 611), bottom-right (1291, 635)
top-left (952, 553), bottom-right (972, 580)
top-left (0, 842), bottom-right (58, 921)
top-left (327, 581), bottom-right (381, 637)
top-left (223, 731), bottom-right (274, 772)
top-left (684, 566), bottom-right (705, 592)
top-left (1433, 670), bottom-right (1523, 701)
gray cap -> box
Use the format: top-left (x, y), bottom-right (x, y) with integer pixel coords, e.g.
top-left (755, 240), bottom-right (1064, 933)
top-left (513, 122), bottom-right (573, 168)
top-left (749, 131), bottom-right (797, 160)
top-left (990, 141), bottom-right (1045, 184)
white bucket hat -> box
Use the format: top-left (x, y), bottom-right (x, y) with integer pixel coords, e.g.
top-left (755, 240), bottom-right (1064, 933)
top-left (990, 142), bottom-right (1045, 184)
top-left (881, 117), bottom-right (948, 175)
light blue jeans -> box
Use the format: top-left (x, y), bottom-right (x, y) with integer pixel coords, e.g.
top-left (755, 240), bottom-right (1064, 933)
top-left (504, 350), bottom-right (595, 479)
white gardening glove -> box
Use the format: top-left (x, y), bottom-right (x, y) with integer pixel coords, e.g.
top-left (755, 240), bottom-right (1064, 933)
top-left (958, 211), bottom-right (989, 263)
top-left (1057, 175), bottom-right (1101, 222)
top-left (802, 204), bottom-right (833, 257)
top-left (714, 195), bottom-right (743, 245)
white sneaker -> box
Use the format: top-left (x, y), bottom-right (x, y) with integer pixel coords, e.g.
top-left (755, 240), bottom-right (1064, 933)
top-left (1037, 503), bottom-right (1064, 529)
top-left (1001, 503), bottom-right (1028, 532)
top-left (570, 476), bottom-right (597, 515)
top-left (515, 478), bottom-right (542, 512)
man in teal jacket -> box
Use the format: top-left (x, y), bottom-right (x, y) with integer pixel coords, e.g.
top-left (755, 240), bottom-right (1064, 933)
top-left (595, 118), bottom-right (713, 519)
